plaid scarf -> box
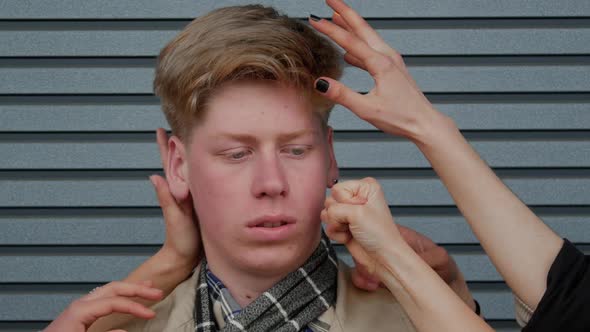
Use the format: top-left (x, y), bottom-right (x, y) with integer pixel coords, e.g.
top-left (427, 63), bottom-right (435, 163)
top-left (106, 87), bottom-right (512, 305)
top-left (194, 233), bottom-right (339, 332)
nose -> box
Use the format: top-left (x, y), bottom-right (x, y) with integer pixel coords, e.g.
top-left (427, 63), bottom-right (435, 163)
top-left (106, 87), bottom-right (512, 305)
top-left (251, 152), bottom-right (289, 199)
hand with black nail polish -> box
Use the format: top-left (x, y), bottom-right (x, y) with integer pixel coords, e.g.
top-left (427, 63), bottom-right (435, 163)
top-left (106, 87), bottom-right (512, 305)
top-left (308, 0), bottom-right (446, 144)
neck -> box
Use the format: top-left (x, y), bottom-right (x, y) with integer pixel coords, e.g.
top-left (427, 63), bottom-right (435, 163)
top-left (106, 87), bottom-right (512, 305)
top-left (204, 240), bottom-right (320, 307)
top-left (209, 263), bottom-right (288, 307)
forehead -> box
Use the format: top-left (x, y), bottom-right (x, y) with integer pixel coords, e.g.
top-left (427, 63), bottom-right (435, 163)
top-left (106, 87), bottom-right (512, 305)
top-left (196, 80), bottom-right (321, 135)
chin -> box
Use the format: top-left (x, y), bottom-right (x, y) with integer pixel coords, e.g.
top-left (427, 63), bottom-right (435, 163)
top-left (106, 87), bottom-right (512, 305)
top-left (239, 243), bottom-right (313, 277)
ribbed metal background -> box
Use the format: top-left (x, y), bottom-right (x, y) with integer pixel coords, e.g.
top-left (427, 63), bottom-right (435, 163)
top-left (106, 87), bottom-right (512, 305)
top-left (1, 0), bottom-right (589, 330)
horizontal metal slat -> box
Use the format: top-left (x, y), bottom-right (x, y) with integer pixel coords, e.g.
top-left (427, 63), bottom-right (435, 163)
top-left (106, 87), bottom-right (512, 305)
top-left (4, 247), bottom-right (589, 320)
top-left (2, 139), bottom-right (589, 169)
top-left (2, 27), bottom-right (589, 57)
top-left (1, 99), bottom-right (590, 132)
top-left (331, 101), bottom-right (590, 131)
top-left (0, 246), bottom-right (522, 283)
top-left (2, 209), bottom-right (588, 245)
top-left (1, 0), bottom-right (589, 19)
top-left (2, 175), bottom-right (589, 207)
top-left (0, 322), bottom-right (49, 332)
top-left (0, 285), bottom-right (518, 321)
top-left (1, 64), bottom-right (589, 94)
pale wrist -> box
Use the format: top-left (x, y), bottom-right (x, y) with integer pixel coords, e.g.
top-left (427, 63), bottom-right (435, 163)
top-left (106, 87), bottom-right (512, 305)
top-left (374, 240), bottom-right (417, 281)
top-left (409, 108), bottom-right (459, 149)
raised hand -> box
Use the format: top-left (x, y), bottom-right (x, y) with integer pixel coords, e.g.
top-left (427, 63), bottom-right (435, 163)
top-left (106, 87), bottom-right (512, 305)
top-left (45, 281), bottom-right (163, 332)
top-left (310, 0), bottom-right (446, 142)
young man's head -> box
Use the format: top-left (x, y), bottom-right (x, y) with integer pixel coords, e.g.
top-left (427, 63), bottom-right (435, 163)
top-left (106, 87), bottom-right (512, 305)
top-left (158, 5), bottom-right (342, 277)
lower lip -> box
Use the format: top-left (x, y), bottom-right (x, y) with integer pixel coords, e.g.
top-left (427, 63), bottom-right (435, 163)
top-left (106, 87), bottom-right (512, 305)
top-left (246, 223), bottom-right (296, 241)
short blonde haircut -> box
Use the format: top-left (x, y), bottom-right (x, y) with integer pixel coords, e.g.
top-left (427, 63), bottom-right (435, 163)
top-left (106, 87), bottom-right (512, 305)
top-left (154, 5), bottom-right (343, 140)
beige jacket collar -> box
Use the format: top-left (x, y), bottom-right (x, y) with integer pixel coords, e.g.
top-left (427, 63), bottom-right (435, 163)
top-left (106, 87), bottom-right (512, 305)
top-left (119, 261), bottom-right (416, 332)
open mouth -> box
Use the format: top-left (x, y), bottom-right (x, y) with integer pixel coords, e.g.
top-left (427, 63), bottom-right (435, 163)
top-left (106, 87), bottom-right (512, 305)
top-left (246, 215), bottom-right (296, 240)
top-left (257, 221), bottom-right (290, 228)
top-left (248, 215), bottom-right (296, 229)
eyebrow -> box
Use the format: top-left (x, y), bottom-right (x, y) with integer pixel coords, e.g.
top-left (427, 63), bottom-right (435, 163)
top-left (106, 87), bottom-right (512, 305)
top-left (213, 129), bottom-right (319, 143)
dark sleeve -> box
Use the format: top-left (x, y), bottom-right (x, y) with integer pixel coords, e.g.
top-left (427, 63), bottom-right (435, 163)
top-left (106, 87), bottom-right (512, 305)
top-left (522, 238), bottom-right (590, 332)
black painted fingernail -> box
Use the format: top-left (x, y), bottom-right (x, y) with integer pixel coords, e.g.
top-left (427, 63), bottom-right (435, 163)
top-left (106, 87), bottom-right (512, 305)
top-left (310, 14), bottom-right (322, 22)
top-left (315, 79), bottom-right (329, 93)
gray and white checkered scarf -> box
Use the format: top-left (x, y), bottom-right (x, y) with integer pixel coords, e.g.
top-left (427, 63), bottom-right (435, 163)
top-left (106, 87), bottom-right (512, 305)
top-left (194, 232), bottom-right (339, 332)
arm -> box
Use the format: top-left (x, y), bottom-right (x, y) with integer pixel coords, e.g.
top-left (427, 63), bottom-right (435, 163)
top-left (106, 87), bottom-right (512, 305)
top-left (351, 225), bottom-right (478, 314)
top-left (311, 0), bottom-right (562, 310)
top-left (322, 178), bottom-right (492, 332)
top-left (88, 129), bottom-right (201, 331)
top-left (414, 114), bottom-right (562, 308)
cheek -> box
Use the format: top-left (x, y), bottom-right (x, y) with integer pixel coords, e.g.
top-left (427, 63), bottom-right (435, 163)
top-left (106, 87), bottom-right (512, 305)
top-left (186, 161), bottom-right (246, 227)
top-left (287, 158), bottom-right (329, 208)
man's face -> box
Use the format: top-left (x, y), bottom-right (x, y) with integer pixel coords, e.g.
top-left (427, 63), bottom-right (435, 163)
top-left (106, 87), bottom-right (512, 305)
top-left (174, 81), bottom-right (338, 277)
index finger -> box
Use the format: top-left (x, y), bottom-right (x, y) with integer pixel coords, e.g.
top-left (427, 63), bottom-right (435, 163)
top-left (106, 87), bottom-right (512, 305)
top-left (83, 281), bottom-right (163, 302)
top-left (309, 16), bottom-right (390, 77)
top-left (326, 0), bottom-right (389, 52)
top-left (78, 297), bottom-right (156, 326)
top-left (156, 128), bottom-right (169, 176)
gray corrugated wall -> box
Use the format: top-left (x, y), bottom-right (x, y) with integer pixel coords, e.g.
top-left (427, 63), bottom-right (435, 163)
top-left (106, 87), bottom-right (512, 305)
top-left (1, 0), bottom-right (589, 330)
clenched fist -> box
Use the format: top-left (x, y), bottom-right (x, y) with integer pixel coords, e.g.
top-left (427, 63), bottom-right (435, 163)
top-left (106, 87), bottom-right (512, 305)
top-left (321, 177), bottom-right (403, 275)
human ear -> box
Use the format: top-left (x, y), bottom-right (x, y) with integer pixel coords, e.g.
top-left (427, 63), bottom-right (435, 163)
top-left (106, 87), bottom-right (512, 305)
top-left (325, 126), bottom-right (340, 188)
top-left (167, 136), bottom-right (190, 200)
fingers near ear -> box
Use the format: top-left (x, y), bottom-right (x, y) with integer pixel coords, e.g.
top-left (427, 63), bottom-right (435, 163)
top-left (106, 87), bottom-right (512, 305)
top-left (149, 175), bottom-right (177, 214)
top-left (330, 181), bottom-right (368, 205)
top-left (324, 196), bottom-right (337, 209)
top-left (323, 203), bottom-right (360, 227)
top-left (324, 218), bottom-right (352, 243)
top-left (156, 128), bottom-right (169, 175)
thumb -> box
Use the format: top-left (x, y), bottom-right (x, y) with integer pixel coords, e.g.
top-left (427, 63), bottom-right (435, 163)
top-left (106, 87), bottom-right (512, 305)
top-left (315, 77), bottom-right (369, 116)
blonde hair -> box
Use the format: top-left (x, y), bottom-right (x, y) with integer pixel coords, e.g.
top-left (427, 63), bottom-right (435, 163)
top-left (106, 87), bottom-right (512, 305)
top-left (154, 5), bottom-right (343, 140)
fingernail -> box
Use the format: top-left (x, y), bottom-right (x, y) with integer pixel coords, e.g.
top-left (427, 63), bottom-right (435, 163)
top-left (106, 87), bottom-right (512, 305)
top-left (310, 14), bottom-right (322, 22)
top-left (149, 175), bottom-right (156, 186)
top-left (315, 79), bottom-right (329, 93)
